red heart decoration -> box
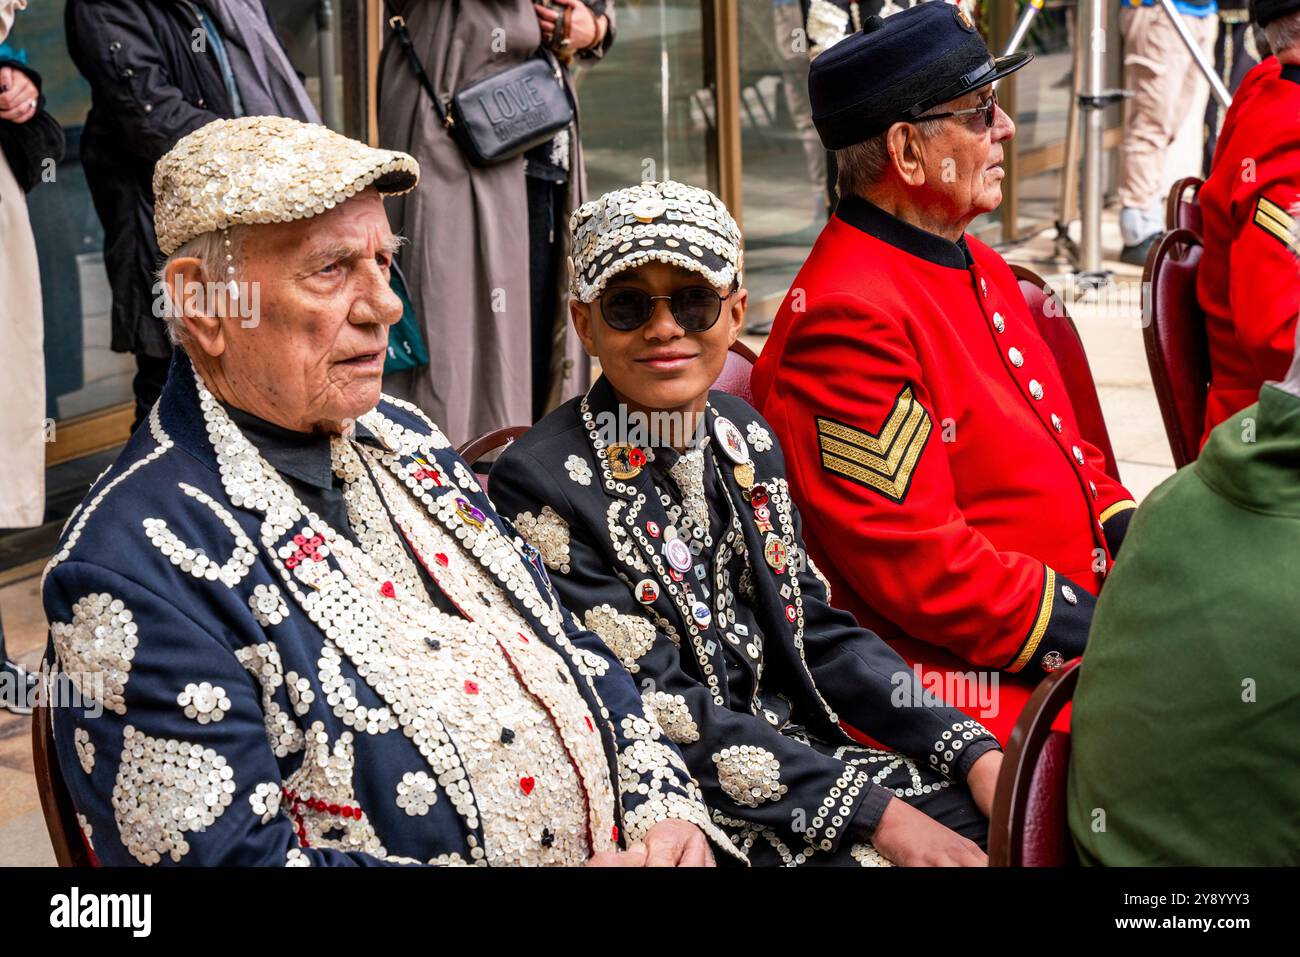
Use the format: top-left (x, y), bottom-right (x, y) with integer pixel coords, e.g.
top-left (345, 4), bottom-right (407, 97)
top-left (519, 776), bottom-right (535, 795)
top-left (380, 581), bottom-right (396, 599)
top-left (464, 680), bottom-right (479, 695)
top-left (435, 553), bottom-right (449, 567)
top-left (611, 825), bottom-right (620, 843)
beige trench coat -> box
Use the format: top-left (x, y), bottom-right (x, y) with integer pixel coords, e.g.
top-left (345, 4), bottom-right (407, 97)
top-left (0, 146), bottom-right (45, 528)
top-left (378, 0), bottom-right (608, 447)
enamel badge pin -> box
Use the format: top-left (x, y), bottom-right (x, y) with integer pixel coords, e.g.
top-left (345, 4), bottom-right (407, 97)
top-left (608, 444), bottom-right (646, 480)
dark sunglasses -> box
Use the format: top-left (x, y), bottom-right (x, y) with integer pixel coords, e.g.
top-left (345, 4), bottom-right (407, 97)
top-left (916, 91), bottom-right (998, 129)
top-left (598, 283), bottom-right (734, 333)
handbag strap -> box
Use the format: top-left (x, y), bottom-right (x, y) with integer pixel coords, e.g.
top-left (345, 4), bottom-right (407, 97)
top-left (384, 1), bottom-right (454, 129)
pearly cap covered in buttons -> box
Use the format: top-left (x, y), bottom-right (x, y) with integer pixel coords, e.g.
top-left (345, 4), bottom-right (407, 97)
top-left (153, 116), bottom-right (420, 256)
top-left (567, 180), bottom-right (743, 303)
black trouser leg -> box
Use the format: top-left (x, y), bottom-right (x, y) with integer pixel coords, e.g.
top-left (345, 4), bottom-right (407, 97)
top-left (131, 352), bottom-right (172, 433)
top-left (526, 176), bottom-right (564, 422)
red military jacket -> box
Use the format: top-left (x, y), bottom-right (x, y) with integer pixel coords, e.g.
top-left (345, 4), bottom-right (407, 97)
top-left (752, 195), bottom-right (1136, 742)
top-left (1198, 56), bottom-right (1300, 443)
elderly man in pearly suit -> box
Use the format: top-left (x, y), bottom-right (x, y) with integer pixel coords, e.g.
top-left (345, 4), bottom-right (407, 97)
top-left (41, 116), bottom-right (733, 867)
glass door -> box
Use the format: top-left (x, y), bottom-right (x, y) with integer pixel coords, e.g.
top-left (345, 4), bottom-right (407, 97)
top-left (576, 0), bottom-right (715, 198)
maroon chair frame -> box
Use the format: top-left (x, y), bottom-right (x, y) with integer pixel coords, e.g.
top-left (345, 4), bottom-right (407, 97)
top-left (988, 657), bottom-right (1082, 867)
top-left (1141, 228), bottom-right (1209, 468)
top-left (1165, 176), bottom-right (1204, 236)
top-left (32, 665), bottom-right (96, 867)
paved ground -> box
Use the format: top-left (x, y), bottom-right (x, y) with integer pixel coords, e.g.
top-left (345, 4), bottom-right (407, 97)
top-left (0, 207), bottom-right (1175, 867)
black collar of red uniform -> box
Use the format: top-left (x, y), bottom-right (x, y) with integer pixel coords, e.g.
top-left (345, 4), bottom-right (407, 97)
top-left (834, 193), bottom-right (974, 270)
top-left (1282, 63), bottom-right (1300, 86)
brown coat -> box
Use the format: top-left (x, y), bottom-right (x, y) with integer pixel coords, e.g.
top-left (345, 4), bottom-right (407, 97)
top-left (378, 0), bottom-right (611, 446)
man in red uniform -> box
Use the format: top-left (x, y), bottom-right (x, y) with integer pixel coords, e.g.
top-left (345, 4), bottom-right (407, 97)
top-left (752, 2), bottom-right (1137, 743)
top-left (1197, 0), bottom-right (1300, 442)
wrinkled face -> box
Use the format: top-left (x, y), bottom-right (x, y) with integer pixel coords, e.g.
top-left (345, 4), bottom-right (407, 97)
top-left (216, 189), bottom-right (402, 431)
top-left (918, 85), bottom-right (1015, 221)
top-left (572, 261), bottom-right (746, 417)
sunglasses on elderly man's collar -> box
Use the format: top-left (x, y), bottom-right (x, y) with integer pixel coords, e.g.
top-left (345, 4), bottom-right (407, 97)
top-left (597, 281), bottom-right (738, 333)
top-left (914, 91), bottom-right (998, 129)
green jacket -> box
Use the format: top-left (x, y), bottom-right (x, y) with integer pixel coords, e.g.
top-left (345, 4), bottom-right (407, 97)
top-left (1068, 385), bottom-right (1300, 865)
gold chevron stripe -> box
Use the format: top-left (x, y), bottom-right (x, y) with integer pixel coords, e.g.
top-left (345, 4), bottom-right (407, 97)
top-left (816, 401), bottom-right (926, 474)
top-left (817, 393), bottom-right (931, 504)
top-left (819, 422), bottom-right (931, 501)
top-left (1253, 197), bottom-right (1300, 255)
top-left (816, 386), bottom-right (917, 452)
top-left (1008, 566), bottom-right (1055, 674)
top-left (1257, 196), bottom-right (1294, 229)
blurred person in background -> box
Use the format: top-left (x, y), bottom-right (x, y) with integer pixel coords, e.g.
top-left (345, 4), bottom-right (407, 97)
top-left (1117, 0), bottom-right (1219, 264)
top-left (378, 1), bottom-right (615, 447)
top-left (0, 0), bottom-right (59, 714)
top-left (1201, 0), bottom-right (1262, 171)
top-left (65, 0), bottom-right (319, 430)
top-left (1196, 0), bottom-right (1300, 440)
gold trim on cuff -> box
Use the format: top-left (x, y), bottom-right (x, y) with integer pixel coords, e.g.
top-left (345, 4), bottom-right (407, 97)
top-left (1099, 499), bottom-right (1138, 525)
top-left (1007, 566), bottom-right (1055, 674)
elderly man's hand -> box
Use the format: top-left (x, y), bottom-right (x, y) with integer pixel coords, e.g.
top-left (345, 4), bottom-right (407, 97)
top-left (640, 819), bottom-right (715, 866)
top-left (586, 844), bottom-right (648, 867)
top-left (585, 820), bottom-right (716, 867)
top-left (0, 66), bottom-right (39, 124)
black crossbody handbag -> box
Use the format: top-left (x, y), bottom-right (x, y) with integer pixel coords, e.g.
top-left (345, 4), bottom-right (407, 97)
top-left (386, 2), bottom-right (575, 167)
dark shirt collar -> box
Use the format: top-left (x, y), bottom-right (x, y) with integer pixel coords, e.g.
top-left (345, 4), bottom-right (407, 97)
top-left (220, 402), bottom-right (382, 490)
top-left (1282, 63), bottom-right (1300, 86)
top-left (834, 193), bottom-right (974, 270)
top-left (222, 403), bottom-right (334, 489)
